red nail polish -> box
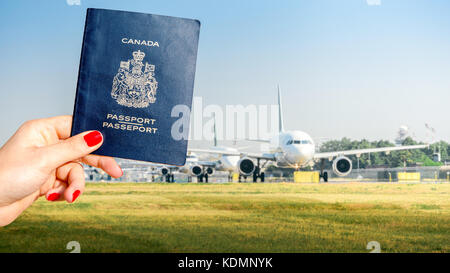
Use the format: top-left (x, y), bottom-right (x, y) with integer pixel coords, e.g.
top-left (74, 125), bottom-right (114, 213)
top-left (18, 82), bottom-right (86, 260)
top-left (84, 131), bottom-right (102, 147)
top-left (47, 193), bottom-right (60, 201)
top-left (72, 190), bottom-right (81, 202)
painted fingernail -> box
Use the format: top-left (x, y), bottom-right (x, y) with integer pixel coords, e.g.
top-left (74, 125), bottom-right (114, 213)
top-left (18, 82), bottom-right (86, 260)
top-left (84, 131), bottom-right (102, 147)
top-left (47, 193), bottom-right (60, 202)
top-left (72, 190), bottom-right (81, 202)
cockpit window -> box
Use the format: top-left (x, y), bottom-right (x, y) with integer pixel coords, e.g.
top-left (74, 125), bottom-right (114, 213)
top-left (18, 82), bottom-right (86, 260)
top-left (287, 139), bottom-right (312, 145)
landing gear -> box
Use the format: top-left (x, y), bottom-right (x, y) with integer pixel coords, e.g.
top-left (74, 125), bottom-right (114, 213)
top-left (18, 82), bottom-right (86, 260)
top-left (238, 175), bottom-right (248, 182)
top-left (165, 174), bottom-right (174, 183)
top-left (319, 159), bottom-right (328, 182)
top-left (252, 168), bottom-right (265, 182)
top-left (197, 173), bottom-right (208, 183)
top-left (252, 159), bottom-right (266, 182)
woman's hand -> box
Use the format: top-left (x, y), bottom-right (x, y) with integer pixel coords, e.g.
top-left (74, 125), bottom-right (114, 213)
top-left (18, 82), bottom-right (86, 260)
top-left (0, 115), bottom-right (123, 226)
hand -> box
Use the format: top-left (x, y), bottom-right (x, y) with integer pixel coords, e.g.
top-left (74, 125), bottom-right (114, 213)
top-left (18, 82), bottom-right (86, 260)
top-left (0, 115), bottom-right (123, 226)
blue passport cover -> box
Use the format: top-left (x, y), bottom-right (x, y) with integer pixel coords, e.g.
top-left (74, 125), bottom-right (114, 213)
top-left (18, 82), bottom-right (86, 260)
top-left (71, 8), bottom-right (200, 166)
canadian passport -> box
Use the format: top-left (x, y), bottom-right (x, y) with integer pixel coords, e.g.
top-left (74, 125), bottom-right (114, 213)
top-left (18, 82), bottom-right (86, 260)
top-left (71, 8), bottom-right (200, 165)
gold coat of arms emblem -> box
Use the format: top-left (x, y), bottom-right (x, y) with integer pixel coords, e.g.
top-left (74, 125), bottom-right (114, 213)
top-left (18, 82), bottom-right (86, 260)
top-left (111, 50), bottom-right (158, 108)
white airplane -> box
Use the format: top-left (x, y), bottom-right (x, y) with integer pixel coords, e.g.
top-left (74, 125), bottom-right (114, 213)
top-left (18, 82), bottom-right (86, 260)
top-left (189, 87), bottom-right (429, 182)
top-left (157, 113), bottom-right (242, 183)
top-left (156, 153), bottom-right (215, 182)
top-left (157, 136), bottom-right (240, 182)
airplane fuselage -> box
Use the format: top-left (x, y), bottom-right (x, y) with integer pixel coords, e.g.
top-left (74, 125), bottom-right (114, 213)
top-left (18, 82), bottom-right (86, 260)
top-left (207, 131), bottom-right (316, 171)
top-left (203, 146), bottom-right (240, 172)
top-left (270, 130), bottom-right (315, 168)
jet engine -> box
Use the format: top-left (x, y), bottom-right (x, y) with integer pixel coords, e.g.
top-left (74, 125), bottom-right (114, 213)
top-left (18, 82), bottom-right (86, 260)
top-left (189, 165), bottom-right (203, 176)
top-left (238, 157), bottom-right (255, 176)
top-left (332, 156), bottom-right (352, 177)
top-left (205, 167), bottom-right (214, 176)
top-left (160, 167), bottom-right (169, 176)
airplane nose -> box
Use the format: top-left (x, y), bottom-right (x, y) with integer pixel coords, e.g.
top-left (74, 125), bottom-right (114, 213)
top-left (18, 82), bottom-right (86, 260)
top-left (292, 146), bottom-right (314, 165)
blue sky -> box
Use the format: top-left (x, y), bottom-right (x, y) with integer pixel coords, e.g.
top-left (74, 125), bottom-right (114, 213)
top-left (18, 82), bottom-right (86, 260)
top-left (0, 0), bottom-right (449, 145)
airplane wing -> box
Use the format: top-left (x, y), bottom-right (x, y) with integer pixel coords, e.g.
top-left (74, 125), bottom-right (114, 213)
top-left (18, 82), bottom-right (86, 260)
top-left (313, 144), bottom-right (428, 159)
top-left (196, 160), bottom-right (218, 167)
top-left (188, 148), bottom-right (276, 161)
top-left (244, 152), bottom-right (276, 161)
top-left (244, 138), bottom-right (271, 143)
top-left (188, 148), bottom-right (240, 156)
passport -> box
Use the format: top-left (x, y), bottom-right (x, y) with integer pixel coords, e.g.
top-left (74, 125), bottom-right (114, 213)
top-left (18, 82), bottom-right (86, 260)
top-left (71, 8), bottom-right (200, 166)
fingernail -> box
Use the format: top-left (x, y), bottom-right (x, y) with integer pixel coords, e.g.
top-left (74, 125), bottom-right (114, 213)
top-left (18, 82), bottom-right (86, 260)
top-left (72, 190), bottom-right (81, 202)
top-left (84, 131), bottom-right (102, 147)
top-left (119, 166), bottom-right (124, 177)
top-left (47, 193), bottom-right (60, 202)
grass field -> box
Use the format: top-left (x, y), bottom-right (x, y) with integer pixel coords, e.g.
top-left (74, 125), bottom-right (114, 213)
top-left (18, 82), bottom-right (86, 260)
top-left (0, 182), bottom-right (449, 253)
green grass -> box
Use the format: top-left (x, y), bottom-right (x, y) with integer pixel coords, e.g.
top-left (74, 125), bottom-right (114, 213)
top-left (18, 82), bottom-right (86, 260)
top-left (1, 182), bottom-right (449, 253)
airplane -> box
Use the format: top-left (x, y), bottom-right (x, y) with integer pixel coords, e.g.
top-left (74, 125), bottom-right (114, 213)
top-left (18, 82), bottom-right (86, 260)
top-left (158, 113), bottom-right (241, 183)
top-left (189, 86), bottom-right (429, 182)
top-left (160, 126), bottom-right (241, 182)
top-left (158, 152), bottom-right (216, 182)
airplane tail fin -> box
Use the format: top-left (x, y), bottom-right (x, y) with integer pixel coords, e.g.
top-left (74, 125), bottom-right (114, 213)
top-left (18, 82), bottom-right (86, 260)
top-left (213, 113), bottom-right (218, 147)
top-left (277, 85), bottom-right (284, 133)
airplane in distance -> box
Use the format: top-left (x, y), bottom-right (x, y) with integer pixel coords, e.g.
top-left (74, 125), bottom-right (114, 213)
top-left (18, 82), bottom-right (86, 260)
top-left (157, 113), bottom-right (242, 182)
top-left (189, 87), bottom-right (429, 182)
top-left (158, 152), bottom-right (217, 182)
top-left (159, 118), bottom-right (241, 182)
top-left (113, 154), bottom-right (216, 183)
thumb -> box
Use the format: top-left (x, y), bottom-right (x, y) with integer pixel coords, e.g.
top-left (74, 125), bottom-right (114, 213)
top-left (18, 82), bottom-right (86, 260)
top-left (39, 130), bottom-right (104, 169)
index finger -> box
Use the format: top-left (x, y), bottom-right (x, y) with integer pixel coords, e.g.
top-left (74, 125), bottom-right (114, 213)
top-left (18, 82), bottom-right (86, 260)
top-left (81, 155), bottom-right (123, 178)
